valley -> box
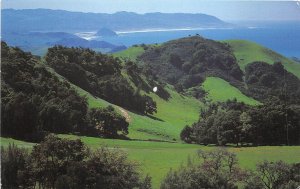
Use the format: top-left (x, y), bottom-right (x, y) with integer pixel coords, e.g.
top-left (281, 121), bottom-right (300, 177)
top-left (1, 35), bottom-right (300, 188)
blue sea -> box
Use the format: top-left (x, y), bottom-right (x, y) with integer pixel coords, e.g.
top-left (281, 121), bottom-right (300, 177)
top-left (83, 21), bottom-right (300, 58)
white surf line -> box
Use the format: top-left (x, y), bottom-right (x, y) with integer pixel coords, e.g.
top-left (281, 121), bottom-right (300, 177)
top-left (74, 31), bottom-right (98, 40)
top-left (116, 27), bottom-right (234, 34)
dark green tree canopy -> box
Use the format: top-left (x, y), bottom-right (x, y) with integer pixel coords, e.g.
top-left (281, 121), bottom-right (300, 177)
top-left (181, 99), bottom-right (300, 146)
top-left (139, 36), bottom-right (243, 92)
top-left (1, 42), bottom-right (130, 141)
top-left (1, 42), bottom-right (88, 141)
top-left (1, 136), bottom-right (151, 189)
top-left (45, 46), bottom-right (157, 114)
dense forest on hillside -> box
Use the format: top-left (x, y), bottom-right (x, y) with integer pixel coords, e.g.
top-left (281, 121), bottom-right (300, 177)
top-left (45, 46), bottom-right (157, 115)
top-left (139, 36), bottom-right (244, 92)
top-left (138, 36), bottom-right (300, 105)
top-left (1, 42), bottom-right (129, 141)
top-left (245, 61), bottom-right (300, 104)
top-left (181, 99), bottom-right (300, 146)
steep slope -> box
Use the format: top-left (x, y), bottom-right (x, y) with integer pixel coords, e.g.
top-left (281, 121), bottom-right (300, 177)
top-left (226, 40), bottom-right (300, 78)
top-left (45, 54), bottom-right (203, 142)
top-left (45, 73), bottom-right (197, 141)
top-left (70, 79), bottom-right (202, 141)
top-left (3, 38), bottom-right (296, 140)
top-left (45, 46), bottom-right (159, 115)
top-left (138, 36), bottom-right (244, 91)
top-left (115, 40), bottom-right (262, 107)
top-left (76, 83), bottom-right (203, 141)
top-left (1, 42), bottom-right (89, 141)
top-left (136, 37), bottom-right (300, 104)
top-left (202, 77), bottom-right (260, 105)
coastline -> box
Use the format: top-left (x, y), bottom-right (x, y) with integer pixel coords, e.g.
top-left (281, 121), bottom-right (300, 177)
top-left (115, 27), bottom-right (235, 34)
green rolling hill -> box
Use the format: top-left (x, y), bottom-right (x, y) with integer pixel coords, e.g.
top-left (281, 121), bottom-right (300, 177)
top-left (2, 37), bottom-right (300, 189)
top-left (46, 64), bottom-right (202, 142)
top-left (226, 40), bottom-right (300, 78)
top-left (202, 77), bottom-right (260, 105)
top-left (44, 38), bottom-right (299, 146)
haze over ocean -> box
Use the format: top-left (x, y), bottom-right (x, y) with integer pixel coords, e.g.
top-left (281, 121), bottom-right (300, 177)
top-left (2, 0), bottom-right (300, 58)
top-left (76, 21), bottom-right (300, 58)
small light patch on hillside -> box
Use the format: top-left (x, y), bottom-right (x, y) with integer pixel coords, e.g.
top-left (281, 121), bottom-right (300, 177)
top-left (113, 46), bottom-right (145, 61)
top-left (202, 77), bottom-right (260, 105)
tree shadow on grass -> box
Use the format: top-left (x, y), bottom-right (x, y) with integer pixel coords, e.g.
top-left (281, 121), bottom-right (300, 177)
top-left (146, 114), bottom-right (164, 122)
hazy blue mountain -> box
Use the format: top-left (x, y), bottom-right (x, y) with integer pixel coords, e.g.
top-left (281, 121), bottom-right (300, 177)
top-left (1, 31), bottom-right (126, 56)
top-left (48, 37), bottom-right (125, 50)
top-left (96, 28), bottom-right (118, 36)
top-left (292, 57), bottom-right (300, 64)
top-left (2, 9), bottom-right (231, 32)
top-left (1, 8), bottom-right (232, 56)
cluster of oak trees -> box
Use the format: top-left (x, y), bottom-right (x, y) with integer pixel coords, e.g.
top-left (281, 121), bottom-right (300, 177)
top-left (1, 135), bottom-right (151, 189)
top-left (139, 37), bottom-right (300, 106)
top-left (2, 138), bottom-right (299, 189)
top-left (45, 46), bottom-right (157, 115)
top-left (139, 37), bottom-right (244, 94)
top-left (1, 42), bottom-right (129, 141)
top-left (244, 62), bottom-right (300, 104)
top-left (181, 99), bottom-right (300, 146)
top-left (161, 148), bottom-right (300, 189)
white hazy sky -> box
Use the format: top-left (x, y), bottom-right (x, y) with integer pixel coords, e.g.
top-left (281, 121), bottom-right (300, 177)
top-left (1, 0), bottom-right (300, 21)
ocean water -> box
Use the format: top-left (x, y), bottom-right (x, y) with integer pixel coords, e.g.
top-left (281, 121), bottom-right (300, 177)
top-left (81, 22), bottom-right (300, 58)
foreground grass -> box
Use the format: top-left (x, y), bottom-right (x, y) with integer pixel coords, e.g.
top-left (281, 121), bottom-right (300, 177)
top-left (226, 40), bottom-right (300, 78)
top-left (1, 136), bottom-right (300, 189)
top-left (202, 77), bottom-right (260, 105)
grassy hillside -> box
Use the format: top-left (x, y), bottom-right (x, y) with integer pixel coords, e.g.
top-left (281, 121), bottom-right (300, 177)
top-left (226, 40), bottom-right (300, 78)
top-left (113, 46), bottom-right (145, 61)
top-left (3, 39), bottom-right (299, 189)
top-left (1, 67), bottom-right (297, 189)
top-left (110, 45), bottom-right (264, 141)
top-left (202, 77), bottom-right (260, 105)
top-left (2, 136), bottom-right (300, 189)
top-left (46, 61), bottom-right (202, 141)
top-left (78, 83), bottom-right (202, 141)
top-left (75, 76), bottom-right (263, 141)
top-left (112, 45), bottom-right (266, 141)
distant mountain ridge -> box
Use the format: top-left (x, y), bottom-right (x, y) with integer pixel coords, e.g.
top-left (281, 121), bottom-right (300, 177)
top-left (1, 31), bottom-right (126, 56)
top-left (2, 9), bottom-right (231, 32)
